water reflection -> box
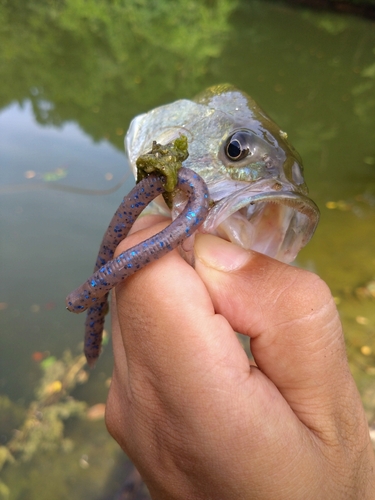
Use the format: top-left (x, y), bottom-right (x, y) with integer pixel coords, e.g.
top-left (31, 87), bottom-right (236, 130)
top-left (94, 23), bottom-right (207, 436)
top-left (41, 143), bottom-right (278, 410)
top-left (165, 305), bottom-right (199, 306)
top-left (0, 101), bottom-right (130, 403)
top-left (0, 0), bottom-right (237, 150)
top-left (1, 0), bottom-right (375, 498)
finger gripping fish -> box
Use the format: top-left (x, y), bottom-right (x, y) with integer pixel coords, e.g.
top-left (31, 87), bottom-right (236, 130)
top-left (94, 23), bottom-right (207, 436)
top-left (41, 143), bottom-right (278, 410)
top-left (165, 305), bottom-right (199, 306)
top-left (66, 84), bottom-right (320, 367)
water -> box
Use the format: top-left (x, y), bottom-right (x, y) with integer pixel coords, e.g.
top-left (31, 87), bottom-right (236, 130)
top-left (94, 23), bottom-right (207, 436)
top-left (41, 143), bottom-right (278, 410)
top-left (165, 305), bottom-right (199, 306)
top-left (1, 1), bottom-right (374, 498)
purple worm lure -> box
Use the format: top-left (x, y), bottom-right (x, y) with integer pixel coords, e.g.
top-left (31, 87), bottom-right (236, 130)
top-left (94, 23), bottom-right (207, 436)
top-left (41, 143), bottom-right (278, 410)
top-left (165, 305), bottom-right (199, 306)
top-left (66, 167), bottom-right (209, 366)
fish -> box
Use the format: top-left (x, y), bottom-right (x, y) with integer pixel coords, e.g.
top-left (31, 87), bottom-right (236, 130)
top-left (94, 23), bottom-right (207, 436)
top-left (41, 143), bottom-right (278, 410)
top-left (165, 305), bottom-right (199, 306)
top-left (125, 83), bottom-right (319, 263)
top-left (66, 84), bottom-right (319, 366)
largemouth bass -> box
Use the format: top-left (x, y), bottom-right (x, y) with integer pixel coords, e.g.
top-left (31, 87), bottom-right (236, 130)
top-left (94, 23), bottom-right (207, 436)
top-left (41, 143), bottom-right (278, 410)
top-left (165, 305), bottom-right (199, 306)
top-left (126, 83), bottom-right (319, 263)
top-left (67, 84), bottom-right (319, 365)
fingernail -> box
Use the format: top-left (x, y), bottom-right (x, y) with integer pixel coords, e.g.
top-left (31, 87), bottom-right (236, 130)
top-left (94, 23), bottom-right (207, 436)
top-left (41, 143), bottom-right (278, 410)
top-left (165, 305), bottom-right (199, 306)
top-left (194, 234), bottom-right (252, 272)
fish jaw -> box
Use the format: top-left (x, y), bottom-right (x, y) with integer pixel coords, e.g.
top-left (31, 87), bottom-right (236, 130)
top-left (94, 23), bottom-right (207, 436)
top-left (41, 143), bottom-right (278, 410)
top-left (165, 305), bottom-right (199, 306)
top-left (199, 185), bottom-right (319, 263)
top-left (112, 178), bottom-right (318, 266)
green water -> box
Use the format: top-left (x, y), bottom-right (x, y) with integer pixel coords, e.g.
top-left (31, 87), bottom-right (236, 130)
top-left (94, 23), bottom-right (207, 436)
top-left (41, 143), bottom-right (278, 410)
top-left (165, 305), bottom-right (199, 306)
top-left (0, 1), bottom-right (375, 498)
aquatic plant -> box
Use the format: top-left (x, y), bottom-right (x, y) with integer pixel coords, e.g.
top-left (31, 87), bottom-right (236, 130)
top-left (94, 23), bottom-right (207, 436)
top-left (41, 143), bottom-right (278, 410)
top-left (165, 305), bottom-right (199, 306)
top-left (0, 351), bottom-right (88, 469)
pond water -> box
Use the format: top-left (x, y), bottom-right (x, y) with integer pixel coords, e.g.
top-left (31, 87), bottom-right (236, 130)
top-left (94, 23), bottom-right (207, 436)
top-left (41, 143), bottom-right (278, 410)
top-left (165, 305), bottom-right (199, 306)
top-left (1, 1), bottom-right (375, 498)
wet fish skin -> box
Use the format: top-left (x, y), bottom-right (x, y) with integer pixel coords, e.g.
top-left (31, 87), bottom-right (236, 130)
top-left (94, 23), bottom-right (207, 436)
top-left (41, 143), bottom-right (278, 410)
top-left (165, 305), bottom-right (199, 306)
top-left (125, 84), bottom-right (319, 263)
top-left (126, 83), bottom-right (307, 199)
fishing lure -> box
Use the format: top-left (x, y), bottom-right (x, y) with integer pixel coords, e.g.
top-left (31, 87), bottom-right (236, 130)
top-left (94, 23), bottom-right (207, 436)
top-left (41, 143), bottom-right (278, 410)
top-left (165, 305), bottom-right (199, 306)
top-left (66, 136), bottom-right (209, 366)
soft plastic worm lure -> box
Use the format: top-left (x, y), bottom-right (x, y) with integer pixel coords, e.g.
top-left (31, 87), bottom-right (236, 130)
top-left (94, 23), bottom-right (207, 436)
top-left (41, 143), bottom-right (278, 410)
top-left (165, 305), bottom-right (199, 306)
top-left (66, 166), bottom-right (209, 366)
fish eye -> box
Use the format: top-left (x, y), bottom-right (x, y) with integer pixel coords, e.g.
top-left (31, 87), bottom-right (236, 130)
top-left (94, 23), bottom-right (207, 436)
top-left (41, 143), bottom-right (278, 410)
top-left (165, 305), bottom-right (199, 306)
top-left (225, 131), bottom-right (252, 161)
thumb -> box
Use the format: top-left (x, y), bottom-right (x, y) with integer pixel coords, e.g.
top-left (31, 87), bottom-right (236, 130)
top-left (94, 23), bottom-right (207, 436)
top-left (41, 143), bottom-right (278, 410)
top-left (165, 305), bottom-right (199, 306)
top-left (193, 234), bottom-right (358, 431)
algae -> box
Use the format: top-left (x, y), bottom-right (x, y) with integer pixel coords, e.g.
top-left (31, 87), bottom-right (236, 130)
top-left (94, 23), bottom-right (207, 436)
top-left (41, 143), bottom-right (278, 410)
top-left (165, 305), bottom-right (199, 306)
top-left (136, 135), bottom-right (189, 208)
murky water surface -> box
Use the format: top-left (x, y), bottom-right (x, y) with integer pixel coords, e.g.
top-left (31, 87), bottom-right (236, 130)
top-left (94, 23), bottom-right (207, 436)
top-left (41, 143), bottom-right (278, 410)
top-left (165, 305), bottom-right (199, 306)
top-left (1, 1), bottom-right (374, 498)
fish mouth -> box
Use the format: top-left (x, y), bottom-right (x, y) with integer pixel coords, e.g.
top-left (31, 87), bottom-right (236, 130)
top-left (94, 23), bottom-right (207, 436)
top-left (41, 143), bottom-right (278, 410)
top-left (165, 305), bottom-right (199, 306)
top-left (201, 187), bottom-right (320, 263)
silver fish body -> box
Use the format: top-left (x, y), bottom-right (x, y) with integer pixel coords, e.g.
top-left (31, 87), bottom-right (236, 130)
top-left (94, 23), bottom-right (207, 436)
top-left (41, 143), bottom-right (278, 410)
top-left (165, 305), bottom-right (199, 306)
top-left (125, 84), bottom-right (319, 263)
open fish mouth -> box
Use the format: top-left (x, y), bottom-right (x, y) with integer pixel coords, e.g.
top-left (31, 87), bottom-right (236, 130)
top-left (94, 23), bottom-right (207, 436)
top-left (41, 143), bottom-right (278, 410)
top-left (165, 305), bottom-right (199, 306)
top-left (201, 187), bottom-right (320, 264)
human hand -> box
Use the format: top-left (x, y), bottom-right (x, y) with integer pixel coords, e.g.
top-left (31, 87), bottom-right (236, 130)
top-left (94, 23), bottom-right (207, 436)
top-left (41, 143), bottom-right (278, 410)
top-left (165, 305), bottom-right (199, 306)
top-left (105, 215), bottom-right (375, 500)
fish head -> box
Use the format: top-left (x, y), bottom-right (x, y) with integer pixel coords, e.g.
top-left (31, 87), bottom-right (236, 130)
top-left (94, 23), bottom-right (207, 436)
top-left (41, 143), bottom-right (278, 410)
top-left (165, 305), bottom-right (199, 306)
top-left (193, 84), bottom-right (307, 191)
top-left (125, 84), bottom-right (319, 263)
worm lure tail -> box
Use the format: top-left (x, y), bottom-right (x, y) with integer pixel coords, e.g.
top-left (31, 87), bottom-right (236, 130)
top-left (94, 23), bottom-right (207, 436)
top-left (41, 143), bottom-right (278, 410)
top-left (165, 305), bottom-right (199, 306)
top-left (66, 167), bottom-right (209, 366)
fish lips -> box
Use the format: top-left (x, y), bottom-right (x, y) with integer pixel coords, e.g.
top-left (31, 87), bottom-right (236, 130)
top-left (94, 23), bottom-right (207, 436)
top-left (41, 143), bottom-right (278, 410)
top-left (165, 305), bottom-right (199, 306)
top-left (201, 186), bottom-right (320, 264)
